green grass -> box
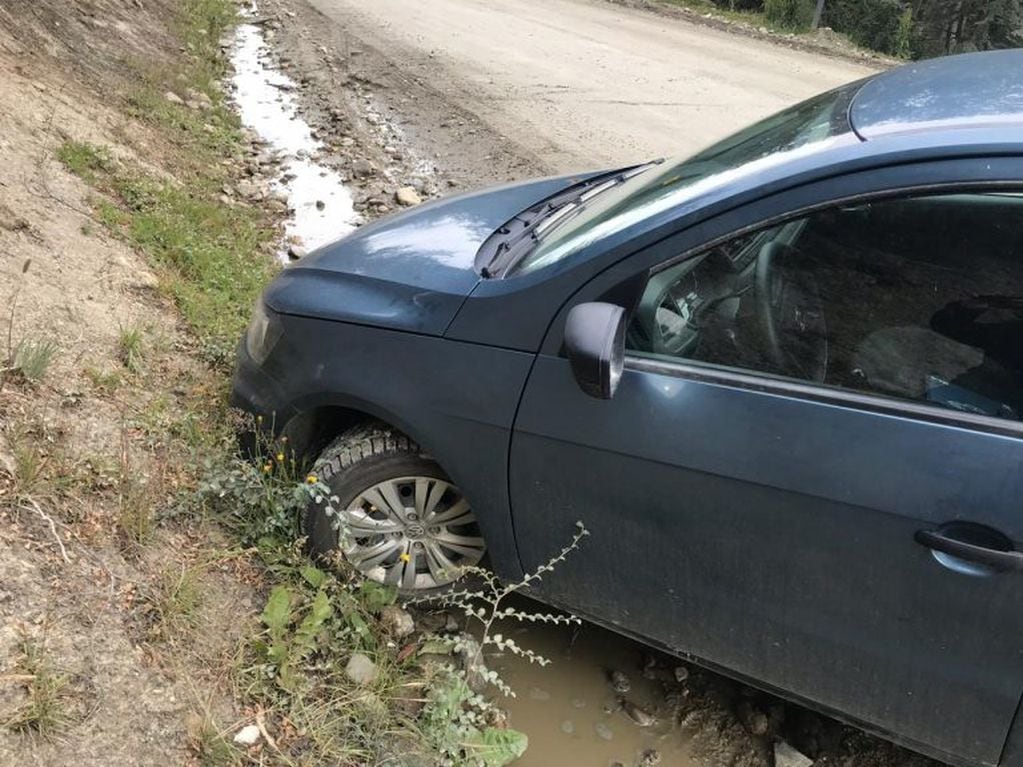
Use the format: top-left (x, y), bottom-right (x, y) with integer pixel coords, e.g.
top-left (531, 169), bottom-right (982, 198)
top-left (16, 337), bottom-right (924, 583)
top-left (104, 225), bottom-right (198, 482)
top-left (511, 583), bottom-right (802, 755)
top-left (116, 471), bottom-right (157, 553)
top-left (122, 176), bottom-right (274, 346)
top-left (124, 83), bottom-right (240, 170)
top-left (56, 141), bottom-right (114, 182)
top-left (141, 565), bottom-right (205, 641)
top-left (118, 324), bottom-right (146, 374)
top-left (124, 0), bottom-right (245, 179)
top-left (4, 421), bottom-right (49, 499)
top-left (3, 637), bottom-right (75, 737)
top-left (9, 337), bottom-right (58, 383)
top-left (84, 364), bottom-right (123, 392)
top-left (189, 717), bottom-right (243, 767)
top-left (179, 0), bottom-right (240, 90)
top-left (59, 149), bottom-right (275, 359)
top-left (58, 0), bottom-right (277, 361)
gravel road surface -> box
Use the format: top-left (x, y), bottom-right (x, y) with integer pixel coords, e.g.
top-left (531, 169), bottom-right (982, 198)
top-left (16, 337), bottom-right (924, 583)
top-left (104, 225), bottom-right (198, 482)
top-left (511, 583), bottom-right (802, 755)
top-left (306, 0), bottom-right (876, 171)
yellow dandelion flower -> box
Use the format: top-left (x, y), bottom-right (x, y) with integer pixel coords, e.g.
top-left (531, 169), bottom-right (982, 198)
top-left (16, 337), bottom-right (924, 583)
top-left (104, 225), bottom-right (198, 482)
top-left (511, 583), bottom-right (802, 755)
top-left (399, 552), bottom-right (411, 563)
top-left (276, 452), bottom-right (285, 462)
top-left (306, 474), bottom-right (317, 484)
top-left (262, 464), bottom-right (272, 473)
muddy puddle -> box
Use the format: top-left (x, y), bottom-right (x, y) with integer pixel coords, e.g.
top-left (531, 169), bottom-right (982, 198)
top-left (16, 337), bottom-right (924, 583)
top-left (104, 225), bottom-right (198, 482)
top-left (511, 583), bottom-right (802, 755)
top-left (488, 598), bottom-right (701, 767)
top-left (483, 595), bottom-right (931, 767)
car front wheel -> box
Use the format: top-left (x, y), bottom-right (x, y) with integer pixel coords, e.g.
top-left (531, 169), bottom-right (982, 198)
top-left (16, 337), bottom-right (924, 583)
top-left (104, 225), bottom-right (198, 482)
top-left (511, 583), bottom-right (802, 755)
top-left (305, 424), bottom-right (487, 593)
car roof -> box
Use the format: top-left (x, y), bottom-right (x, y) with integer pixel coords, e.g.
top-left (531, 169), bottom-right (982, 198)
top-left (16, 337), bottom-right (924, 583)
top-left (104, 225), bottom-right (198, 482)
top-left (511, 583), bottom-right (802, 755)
top-left (850, 49), bottom-right (1023, 140)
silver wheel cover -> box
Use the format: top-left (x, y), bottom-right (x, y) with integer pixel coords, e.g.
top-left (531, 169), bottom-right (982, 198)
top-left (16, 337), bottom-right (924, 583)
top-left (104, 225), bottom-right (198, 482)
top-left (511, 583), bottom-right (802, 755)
top-left (331, 476), bottom-right (485, 590)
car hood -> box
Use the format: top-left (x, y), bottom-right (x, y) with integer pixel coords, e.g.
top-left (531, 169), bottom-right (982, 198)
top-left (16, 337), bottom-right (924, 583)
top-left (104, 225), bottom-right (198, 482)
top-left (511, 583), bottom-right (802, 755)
top-left (263, 172), bottom-right (601, 335)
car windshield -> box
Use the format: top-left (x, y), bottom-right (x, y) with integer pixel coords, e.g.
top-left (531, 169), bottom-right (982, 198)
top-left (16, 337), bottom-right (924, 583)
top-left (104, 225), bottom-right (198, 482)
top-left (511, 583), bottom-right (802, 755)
top-left (511, 79), bottom-right (865, 276)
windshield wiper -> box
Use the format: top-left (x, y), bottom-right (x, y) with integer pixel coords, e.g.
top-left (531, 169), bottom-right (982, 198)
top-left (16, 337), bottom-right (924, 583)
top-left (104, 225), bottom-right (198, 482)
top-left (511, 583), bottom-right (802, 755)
top-left (477, 161), bottom-right (660, 278)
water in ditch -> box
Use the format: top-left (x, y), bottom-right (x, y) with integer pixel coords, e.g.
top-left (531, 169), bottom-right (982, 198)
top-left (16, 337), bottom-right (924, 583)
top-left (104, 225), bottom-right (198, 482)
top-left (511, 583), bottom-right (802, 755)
top-left (487, 598), bottom-right (703, 767)
top-left (229, 12), bottom-right (358, 260)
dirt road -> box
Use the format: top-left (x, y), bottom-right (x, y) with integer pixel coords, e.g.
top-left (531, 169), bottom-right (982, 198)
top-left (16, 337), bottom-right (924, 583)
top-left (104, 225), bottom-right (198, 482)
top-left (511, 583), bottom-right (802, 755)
top-left (306, 0), bottom-right (876, 171)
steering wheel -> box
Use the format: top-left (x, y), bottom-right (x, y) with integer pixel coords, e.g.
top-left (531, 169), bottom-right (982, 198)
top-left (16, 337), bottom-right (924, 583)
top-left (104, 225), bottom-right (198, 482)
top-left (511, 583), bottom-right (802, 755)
top-left (755, 240), bottom-right (828, 382)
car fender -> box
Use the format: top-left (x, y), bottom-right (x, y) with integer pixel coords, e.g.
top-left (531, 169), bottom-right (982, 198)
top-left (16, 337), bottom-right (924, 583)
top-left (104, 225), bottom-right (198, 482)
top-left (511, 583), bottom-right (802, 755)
top-left (257, 314), bottom-right (535, 582)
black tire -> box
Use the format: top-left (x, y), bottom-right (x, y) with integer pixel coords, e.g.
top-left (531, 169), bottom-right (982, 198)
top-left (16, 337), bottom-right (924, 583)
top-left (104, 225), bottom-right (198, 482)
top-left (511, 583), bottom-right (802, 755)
top-left (304, 423), bottom-right (486, 593)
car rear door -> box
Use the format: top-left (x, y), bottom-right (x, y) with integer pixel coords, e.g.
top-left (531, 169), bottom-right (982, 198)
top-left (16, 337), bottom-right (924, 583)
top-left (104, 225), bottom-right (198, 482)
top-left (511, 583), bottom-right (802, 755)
top-left (509, 173), bottom-right (1023, 766)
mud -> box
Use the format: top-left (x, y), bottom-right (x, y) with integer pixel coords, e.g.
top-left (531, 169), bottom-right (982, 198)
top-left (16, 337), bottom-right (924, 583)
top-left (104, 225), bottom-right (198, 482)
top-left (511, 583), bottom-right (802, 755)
top-left (246, 0), bottom-right (549, 206)
top-left (491, 599), bottom-right (938, 767)
top-left (493, 614), bottom-right (699, 767)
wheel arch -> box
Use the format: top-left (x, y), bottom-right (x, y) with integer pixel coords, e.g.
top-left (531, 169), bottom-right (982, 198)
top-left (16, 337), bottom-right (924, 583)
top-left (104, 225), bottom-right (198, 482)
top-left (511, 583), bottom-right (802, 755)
top-left (274, 389), bottom-right (418, 450)
top-left (276, 392), bottom-right (519, 580)
top-left (254, 315), bottom-right (534, 585)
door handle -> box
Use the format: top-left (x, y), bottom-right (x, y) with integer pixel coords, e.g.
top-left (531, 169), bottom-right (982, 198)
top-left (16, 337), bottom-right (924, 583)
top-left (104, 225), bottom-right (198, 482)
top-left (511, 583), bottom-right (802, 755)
top-left (915, 529), bottom-right (1023, 572)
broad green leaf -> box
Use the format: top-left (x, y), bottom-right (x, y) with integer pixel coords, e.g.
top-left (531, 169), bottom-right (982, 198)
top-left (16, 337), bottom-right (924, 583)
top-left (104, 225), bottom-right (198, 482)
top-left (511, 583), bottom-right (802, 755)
top-left (299, 565), bottom-right (327, 589)
top-left (358, 580), bottom-right (397, 612)
top-left (278, 664), bottom-right (300, 691)
top-left (261, 585), bottom-right (292, 638)
top-left (267, 638), bottom-right (288, 665)
top-left (347, 611), bottom-right (375, 648)
top-left (293, 589), bottom-right (333, 662)
top-left (464, 727), bottom-right (528, 766)
top-left (418, 638), bottom-right (455, 656)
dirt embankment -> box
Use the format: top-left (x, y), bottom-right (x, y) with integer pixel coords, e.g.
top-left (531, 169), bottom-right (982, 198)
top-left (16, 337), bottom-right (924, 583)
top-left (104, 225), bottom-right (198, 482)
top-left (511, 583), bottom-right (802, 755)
top-left (0, 1), bottom-right (267, 764)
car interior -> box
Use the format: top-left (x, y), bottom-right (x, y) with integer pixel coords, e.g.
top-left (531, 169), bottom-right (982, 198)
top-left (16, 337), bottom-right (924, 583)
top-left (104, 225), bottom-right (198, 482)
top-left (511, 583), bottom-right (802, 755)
top-left (627, 192), bottom-right (1023, 421)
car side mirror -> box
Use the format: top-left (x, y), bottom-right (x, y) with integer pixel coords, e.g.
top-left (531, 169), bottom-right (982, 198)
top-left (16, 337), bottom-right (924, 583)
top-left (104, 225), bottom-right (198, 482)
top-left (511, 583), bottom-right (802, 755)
top-left (564, 302), bottom-right (626, 400)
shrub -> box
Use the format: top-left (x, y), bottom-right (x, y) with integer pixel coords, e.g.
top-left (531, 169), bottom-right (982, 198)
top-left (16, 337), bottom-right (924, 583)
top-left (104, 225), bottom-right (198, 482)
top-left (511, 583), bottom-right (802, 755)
top-left (823, 0), bottom-right (912, 56)
top-left (764, 0), bottom-right (815, 31)
top-left (894, 7), bottom-right (913, 58)
top-left (709, 0), bottom-right (765, 10)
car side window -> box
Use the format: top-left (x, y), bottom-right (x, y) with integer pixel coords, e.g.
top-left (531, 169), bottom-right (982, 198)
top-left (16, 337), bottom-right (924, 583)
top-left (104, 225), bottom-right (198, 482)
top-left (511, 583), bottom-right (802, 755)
top-left (626, 192), bottom-right (1023, 422)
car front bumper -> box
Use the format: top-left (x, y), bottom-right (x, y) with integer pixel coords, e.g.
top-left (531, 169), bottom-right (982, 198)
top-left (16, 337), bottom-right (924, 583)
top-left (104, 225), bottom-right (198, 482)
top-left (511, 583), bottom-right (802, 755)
top-left (229, 339), bottom-right (297, 451)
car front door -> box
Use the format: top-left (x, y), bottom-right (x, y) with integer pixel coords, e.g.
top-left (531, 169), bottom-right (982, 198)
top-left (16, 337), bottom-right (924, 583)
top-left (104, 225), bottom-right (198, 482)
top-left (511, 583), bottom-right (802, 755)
top-left (509, 182), bottom-right (1023, 766)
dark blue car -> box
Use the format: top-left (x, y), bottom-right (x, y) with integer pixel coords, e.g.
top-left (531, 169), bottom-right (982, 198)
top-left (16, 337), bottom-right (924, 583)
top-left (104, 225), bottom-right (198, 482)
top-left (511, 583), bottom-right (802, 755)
top-left (233, 50), bottom-right (1023, 766)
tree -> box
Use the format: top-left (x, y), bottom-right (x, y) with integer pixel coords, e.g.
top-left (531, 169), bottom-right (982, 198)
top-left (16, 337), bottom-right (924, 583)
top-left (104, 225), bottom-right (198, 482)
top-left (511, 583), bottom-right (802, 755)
top-left (909, 0), bottom-right (1023, 56)
top-left (812, 0), bottom-right (827, 28)
top-left (710, 0), bottom-right (1023, 58)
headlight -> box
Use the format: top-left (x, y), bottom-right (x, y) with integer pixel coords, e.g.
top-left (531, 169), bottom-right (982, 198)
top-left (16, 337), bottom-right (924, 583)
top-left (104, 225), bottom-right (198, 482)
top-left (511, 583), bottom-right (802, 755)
top-left (245, 300), bottom-right (282, 364)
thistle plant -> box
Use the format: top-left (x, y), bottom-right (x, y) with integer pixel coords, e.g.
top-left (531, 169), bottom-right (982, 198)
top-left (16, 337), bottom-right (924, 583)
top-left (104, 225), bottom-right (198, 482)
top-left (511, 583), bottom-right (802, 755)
top-left (416, 521), bottom-right (590, 696)
top-left (407, 522), bottom-right (589, 766)
top-left (318, 492), bottom-right (590, 695)
top-left (318, 490), bottom-right (589, 765)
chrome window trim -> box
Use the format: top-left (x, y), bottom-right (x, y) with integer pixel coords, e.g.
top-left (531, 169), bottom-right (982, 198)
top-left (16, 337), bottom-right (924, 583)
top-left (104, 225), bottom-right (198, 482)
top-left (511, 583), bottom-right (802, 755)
top-left (624, 354), bottom-right (1023, 440)
top-left (623, 177), bottom-right (1023, 439)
